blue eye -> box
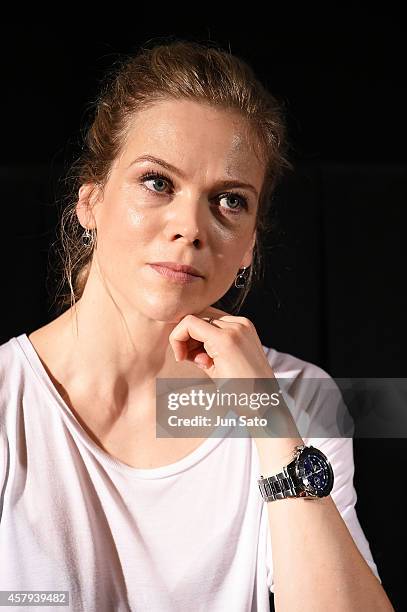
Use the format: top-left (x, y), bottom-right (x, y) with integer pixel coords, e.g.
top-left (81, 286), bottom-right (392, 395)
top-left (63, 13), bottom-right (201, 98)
top-left (139, 170), bottom-right (249, 215)
top-left (218, 193), bottom-right (248, 214)
top-left (140, 172), bottom-right (170, 193)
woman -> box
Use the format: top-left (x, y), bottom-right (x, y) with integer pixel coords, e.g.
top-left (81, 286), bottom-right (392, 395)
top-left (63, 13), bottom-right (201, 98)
top-left (0, 40), bottom-right (393, 611)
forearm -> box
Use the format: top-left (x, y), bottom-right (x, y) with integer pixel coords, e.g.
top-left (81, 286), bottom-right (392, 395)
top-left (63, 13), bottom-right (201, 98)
top-left (253, 436), bottom-right (394, 612)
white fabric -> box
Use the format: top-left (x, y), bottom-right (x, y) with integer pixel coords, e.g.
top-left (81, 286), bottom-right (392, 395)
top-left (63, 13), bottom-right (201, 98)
top-left (0, 333), bottom-right (381, 611)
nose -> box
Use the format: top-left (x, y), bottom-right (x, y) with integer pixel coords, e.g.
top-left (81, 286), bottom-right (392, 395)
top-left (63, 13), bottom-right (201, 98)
top-left (163, 193), bottom-right (208, 248)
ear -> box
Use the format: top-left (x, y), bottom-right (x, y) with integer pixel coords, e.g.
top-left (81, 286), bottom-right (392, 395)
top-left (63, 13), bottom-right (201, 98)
top-left (239, 231), bottom-right (256, 269)
top-left (75, 183), bottom-right (102, 230)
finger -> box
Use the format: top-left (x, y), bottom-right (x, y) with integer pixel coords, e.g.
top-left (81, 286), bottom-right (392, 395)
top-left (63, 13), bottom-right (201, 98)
top-left (206, 315), bottom-right (263, 349)
top-left (198, 308), bottom-right (255, 330)
top-left (200, 315), bottom-right (241, 329)
top-left (207, 315), bottom-right (255, 330)
top-left (169, 315), bottom-right (220, 361)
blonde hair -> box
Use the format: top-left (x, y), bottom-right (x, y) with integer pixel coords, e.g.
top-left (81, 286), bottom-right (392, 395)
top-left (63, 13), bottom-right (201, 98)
top-left (51, 38), bottom-right (292, 315)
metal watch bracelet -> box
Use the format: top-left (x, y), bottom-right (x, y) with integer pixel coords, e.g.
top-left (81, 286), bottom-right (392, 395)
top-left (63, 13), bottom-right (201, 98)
top-left (257, 444), bottom-right (314, 502)
top-left (258, 467), bottom-right (305, 501)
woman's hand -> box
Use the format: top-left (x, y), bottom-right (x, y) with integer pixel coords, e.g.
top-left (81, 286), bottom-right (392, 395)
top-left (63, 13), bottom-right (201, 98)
top-left (167, 306), bottom-right (301, 437)
top-left (168, 306), bottom-right (275, 380)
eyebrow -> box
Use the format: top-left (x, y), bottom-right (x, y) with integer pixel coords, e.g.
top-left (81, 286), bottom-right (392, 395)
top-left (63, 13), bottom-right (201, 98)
top-left (127, 154), bottom-right (259, 198)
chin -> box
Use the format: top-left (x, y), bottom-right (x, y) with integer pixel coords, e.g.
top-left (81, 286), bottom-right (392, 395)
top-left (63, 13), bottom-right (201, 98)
top-left (140, 292), bottom-right (207, 323)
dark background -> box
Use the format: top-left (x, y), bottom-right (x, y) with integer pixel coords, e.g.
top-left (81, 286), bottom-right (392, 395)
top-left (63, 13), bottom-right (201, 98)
top-left (1, 13), bottom-right (405, 610)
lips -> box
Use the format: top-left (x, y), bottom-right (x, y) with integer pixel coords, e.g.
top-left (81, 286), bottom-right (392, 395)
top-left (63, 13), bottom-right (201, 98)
top-left (149, 262), bottom-right (203, 277)
top-left (148, 262), bottom-right (204, 284)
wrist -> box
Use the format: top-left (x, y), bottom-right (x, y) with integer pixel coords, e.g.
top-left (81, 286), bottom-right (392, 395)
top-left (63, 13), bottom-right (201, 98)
top-left (253, 436), bottom-right (305, 476)
top-left (257, 443), bottom-right (335, 502)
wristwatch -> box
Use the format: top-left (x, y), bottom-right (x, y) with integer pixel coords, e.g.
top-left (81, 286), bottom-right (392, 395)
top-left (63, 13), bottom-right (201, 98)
top-left (257, 444), bottom-right (334, 502)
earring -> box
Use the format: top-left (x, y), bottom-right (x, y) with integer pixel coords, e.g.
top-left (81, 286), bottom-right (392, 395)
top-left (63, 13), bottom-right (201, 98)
top-left (82, 227), bottom-right (95, 247)
top-left (235, 266), bottom-right (248, 288)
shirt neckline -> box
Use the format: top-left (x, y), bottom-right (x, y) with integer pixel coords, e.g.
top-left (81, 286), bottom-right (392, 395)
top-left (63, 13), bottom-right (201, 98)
top-left (12, 333), bottom-right (235, 480)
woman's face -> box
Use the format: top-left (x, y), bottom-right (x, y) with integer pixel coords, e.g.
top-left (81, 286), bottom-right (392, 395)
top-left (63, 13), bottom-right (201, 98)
top-left (77, 98), bottom-right (265, 322)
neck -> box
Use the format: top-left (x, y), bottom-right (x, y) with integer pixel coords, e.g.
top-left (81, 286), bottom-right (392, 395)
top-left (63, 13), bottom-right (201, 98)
top-left (51, 266), bottom-right (201, 415)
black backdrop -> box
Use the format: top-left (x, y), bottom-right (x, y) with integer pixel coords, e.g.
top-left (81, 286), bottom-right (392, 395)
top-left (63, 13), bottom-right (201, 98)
top-left (1, 14), bottom-right (405, 611)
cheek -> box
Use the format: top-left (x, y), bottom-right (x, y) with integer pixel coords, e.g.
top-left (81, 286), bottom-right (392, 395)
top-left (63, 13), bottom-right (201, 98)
top-left (211, 227), bottom-right (252, 272)
top-left (98, 202), bottom-right (158, 255)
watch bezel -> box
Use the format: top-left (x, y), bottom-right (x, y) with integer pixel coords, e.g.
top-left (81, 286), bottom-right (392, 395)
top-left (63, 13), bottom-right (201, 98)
top-left (295, 445), bottom-right (334, 498)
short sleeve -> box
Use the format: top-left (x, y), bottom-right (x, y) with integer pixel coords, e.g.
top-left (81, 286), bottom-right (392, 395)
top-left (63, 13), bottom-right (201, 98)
top-left (264, 436), bottom-right (382, 593)
top-left (305, 435), bottom-right (382, 583)
top-left (262, 356), bottom-right (382, 592)
top-left (302, 374), bottom-right (382, 584)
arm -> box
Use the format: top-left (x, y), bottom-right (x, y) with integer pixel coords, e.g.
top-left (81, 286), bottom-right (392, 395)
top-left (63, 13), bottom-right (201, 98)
top-left (253, 432), bottom-right (394, 611)
top-left (168, 312), bottom-right (394, 610)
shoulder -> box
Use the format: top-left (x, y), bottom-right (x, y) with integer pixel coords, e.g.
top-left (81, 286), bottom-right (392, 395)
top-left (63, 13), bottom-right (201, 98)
top-left (0, 334), bottom-right (28, 371)
top-left (0, 335), bottom-right (21, 392)
top-left (261, 344), bottom-right (350, 438)
top-left (0, 334), bottom-right (31, 420)
top-left (261, 344), bottom-right (332, 380)
top-left (0, 333), bottom-right (38, 489)
top-left (0, 335), bottom-right (25, 495)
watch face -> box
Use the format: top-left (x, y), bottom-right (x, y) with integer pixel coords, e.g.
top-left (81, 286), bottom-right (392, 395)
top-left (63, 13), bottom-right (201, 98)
top-left (296, 446), bottom-right (334, 497)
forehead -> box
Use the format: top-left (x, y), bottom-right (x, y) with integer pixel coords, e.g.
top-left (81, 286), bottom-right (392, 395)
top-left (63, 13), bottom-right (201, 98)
top-left (116, 98), bottom-right (264, 180)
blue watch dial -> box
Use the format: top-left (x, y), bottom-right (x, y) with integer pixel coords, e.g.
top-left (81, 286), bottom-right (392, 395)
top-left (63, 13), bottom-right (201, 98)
top-left (296, 446), bottom-right (334, 497)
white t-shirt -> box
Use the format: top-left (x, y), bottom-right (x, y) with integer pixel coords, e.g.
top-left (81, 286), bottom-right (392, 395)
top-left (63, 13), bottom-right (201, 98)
top-left (0, 333), bottom-right (381, 611)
